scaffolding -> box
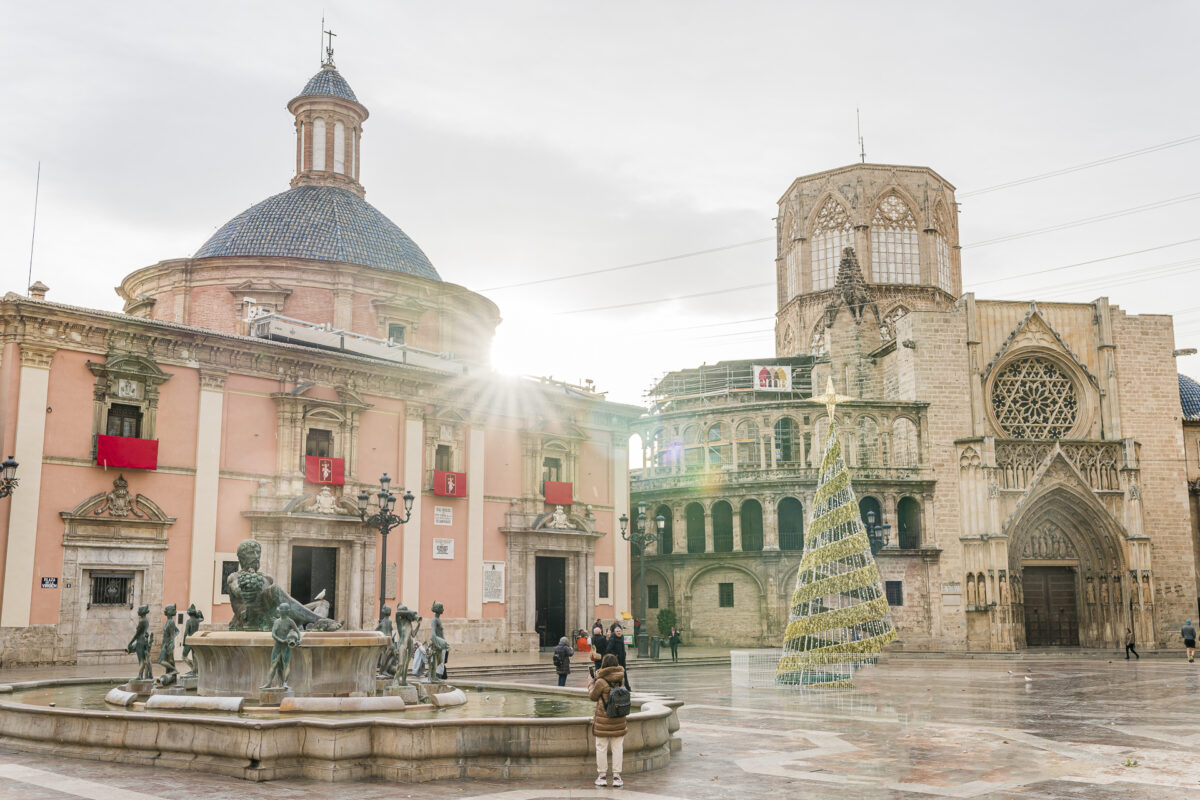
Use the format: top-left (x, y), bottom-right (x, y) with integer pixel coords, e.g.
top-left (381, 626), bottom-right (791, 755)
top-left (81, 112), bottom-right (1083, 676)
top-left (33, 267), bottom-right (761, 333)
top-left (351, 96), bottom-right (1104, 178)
top-left (647, 357), bottom-right (817, 412)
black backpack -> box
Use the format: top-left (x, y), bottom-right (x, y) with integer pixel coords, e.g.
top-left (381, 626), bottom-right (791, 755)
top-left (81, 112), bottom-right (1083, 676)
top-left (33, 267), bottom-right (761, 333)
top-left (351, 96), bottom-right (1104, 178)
top-left (605, 685), bottom-right (631, 718)
top-left (552, 651), bottom-right (564, 669)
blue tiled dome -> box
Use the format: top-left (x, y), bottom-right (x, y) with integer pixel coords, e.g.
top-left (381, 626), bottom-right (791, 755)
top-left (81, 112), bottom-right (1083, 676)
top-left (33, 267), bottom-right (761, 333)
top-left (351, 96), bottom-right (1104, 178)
top-left (194, 185), bottom-right (440, 279)
top-left (1182, 374), bottom-right (1200, 421)
top-left (296, 65), bottom-right (358, 103)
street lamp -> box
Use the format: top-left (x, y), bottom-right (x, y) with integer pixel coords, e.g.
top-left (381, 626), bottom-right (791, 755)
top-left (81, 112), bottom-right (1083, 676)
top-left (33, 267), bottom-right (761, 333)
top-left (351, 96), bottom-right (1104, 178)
top-left (864, 509), bottom-right (891, 555)
top-left (620, 501), bottom-right (664, 658)
top-left (357, 473), bottom-right (415, 620)
top-left (0, 457), bottom-right (18, 499)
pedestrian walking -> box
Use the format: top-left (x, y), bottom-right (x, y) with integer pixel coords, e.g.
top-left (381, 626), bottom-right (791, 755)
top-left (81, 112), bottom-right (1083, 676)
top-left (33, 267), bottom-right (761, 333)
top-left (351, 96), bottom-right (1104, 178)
top-left (1183, 620), bottom-right (1197, 663)
top-left (667, 626), bottom-right (681, 663)
top-left (607, 623), bottom-right (630, 689)
top-left (553, 635), bottom-right (574, 686)
top-left (411, 640), bottom-right (428, 678)
top-left (590, 623), bottom-right (607, 674)
top-left (1124, 627), bottom-right (1139, 660)
top-left (589, 653), bottom-right (628, 788)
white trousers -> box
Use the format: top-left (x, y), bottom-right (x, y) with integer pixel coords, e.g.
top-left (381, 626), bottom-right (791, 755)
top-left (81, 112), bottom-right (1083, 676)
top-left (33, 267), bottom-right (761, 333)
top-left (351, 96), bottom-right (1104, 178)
top-left (595, 735), bottom-right (624, 775)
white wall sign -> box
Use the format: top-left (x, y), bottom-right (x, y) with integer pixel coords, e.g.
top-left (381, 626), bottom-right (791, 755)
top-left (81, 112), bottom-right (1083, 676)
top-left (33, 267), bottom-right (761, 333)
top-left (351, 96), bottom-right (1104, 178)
top-left (433, 538), bottom-right (455, 560)
top-left (482, 561), bottom-right (505, 603)
top-left (434, 506), bottom-right (453, 526)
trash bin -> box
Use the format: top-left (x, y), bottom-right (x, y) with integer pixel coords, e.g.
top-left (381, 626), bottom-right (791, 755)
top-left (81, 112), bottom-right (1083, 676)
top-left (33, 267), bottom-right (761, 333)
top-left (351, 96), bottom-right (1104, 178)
top-left (649, 636), bottom-right (662, 660)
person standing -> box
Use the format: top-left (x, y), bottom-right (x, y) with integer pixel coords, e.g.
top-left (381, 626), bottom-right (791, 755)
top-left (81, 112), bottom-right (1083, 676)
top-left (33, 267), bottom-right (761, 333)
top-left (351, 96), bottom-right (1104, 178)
top-left (668, 626), bottom-right (681, 663)
top-left (1183, 620), bottom-right (1197, 663)
top-left (1124, 627), bottom-right (1139, 660)
top-left (607, 623), bottom-right (629, 689)
top-left (590, 623), bottom-right (607, 674)
top-left (589, 653), bottom-right (627, 787)
top-left (553, 635), bottom-right (574, 686)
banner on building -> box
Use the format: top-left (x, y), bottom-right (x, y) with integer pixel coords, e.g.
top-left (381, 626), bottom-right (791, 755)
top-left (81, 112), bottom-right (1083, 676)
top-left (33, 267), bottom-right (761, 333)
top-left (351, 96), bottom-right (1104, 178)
top-left (96, 435), bottom-right (159, 470)
top-left (753, 365), bottom-right (792, 391)
top-left (434, 470), bottom-right (466, 497)
top-left (544, 480), bottom-right (573, 505)
top-left (305, 455), bottom-right (345, 485)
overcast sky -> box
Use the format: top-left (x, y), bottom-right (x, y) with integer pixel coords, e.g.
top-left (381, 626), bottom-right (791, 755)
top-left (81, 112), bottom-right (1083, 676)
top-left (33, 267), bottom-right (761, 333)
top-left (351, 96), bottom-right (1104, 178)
top-left (3, 1), bottom-right (1199, 404)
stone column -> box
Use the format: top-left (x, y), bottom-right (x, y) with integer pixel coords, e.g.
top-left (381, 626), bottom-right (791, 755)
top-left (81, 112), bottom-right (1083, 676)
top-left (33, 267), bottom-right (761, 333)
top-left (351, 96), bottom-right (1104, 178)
top-left (732, 506), bottom-right (742, 552)
top-left (188, 369), bottom-right (226, 620)
top-left (1, 344), bottom-right (54, 627)
top-left (703, 511), bottom-right (713, 553)
top-left (673, 504), bottom-right (687, 554)
top-left (763, 496), bottom-right (780, 551)
top-left (401, 404), bottom-right (424, 611)
top-left (349, 540), bottom-right (363, 629)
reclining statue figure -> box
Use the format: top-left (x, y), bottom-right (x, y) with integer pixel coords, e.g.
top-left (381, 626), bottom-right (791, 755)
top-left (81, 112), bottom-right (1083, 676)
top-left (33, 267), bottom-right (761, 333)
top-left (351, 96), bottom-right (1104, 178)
top-left (227, 539), bottom-right (342, 631)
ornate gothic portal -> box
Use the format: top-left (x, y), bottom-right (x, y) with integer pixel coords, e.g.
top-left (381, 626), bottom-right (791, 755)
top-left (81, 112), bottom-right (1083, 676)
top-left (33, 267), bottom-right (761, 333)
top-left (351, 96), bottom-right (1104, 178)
top-left (1006, 485), bottom-right (1152, 650)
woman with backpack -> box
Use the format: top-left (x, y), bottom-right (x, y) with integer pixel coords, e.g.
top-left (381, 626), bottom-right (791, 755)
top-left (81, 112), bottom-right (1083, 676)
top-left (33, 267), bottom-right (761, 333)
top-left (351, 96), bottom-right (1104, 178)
top-left (553, 636), bottom-right (574, 686)
top-left (589, 653), bottom-right (628, 787)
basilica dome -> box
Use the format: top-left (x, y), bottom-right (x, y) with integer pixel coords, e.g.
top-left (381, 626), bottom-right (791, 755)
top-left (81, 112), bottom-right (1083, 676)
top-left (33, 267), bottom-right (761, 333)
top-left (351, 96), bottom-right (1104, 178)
top-left (1180, 374), bottom-right (1200, 421)
top-left (193, 185), bottom-right (440, 280)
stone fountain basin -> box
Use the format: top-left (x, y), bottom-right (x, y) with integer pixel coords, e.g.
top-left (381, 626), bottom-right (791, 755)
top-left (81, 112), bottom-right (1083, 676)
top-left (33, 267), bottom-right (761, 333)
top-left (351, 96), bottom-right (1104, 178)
top-left (0, 679), bottom-right (682, 782)
top-left (189, 630), bottom-right (386, 700)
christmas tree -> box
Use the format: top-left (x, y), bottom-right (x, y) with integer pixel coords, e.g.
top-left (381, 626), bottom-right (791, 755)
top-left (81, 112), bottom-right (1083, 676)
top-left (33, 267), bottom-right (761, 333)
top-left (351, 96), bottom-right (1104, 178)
top-left (776, 378), bottom-right (896, 688)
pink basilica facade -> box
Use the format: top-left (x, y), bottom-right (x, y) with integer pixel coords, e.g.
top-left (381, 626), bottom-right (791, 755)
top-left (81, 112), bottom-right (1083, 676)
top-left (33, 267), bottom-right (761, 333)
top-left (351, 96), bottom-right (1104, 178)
top-left (0, 58), bottom-right (639, 665)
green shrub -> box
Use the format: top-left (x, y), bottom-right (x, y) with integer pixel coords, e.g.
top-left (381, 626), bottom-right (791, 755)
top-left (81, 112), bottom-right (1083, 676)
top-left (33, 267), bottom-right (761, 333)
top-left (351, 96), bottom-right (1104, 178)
top-left (656, 608), bottom-right (677, 637)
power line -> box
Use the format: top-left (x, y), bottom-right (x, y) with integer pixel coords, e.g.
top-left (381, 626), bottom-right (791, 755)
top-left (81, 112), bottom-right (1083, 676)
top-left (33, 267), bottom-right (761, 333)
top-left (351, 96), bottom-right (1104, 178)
top-left (553, 282), bottom-right (773, 316)
top-left (958, 134), bottom-right (1200, 198)
top-left (962, 192), bottom-right (1200, 248)
top-left (967, 236), bottom-right (1200, 287)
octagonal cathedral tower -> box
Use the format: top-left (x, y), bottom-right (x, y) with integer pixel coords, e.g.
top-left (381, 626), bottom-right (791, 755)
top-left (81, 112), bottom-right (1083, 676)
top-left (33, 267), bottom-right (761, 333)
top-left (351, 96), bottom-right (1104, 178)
top-left (774, 164), bottom-right (961, 364)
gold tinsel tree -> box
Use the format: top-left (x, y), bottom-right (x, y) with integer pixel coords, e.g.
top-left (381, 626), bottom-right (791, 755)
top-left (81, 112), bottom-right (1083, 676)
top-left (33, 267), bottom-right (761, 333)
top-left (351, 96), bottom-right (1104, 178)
top-left (776, 379), bottom-right (896, 688)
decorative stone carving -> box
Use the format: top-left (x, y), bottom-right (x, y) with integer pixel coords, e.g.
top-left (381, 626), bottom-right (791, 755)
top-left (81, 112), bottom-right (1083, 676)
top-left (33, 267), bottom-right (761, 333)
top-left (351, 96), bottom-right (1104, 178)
top-left (991, 356), bottom-right (1079, 440)
top-left (1021, 522), bottom-right (1078, 560)
top-left (94, 476), bottom-right (144, 519)
top-left (549, 506), bottom-right (571, 529)
top-left (314, 486), bottom-right (338, 514)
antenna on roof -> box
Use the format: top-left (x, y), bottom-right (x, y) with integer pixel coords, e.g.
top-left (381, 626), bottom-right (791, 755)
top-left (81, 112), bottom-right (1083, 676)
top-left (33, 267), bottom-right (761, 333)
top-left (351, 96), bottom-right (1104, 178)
top-left (856, 108), bottom-right (866, 164)
top-left (26, 162), bottom-right (41, 298)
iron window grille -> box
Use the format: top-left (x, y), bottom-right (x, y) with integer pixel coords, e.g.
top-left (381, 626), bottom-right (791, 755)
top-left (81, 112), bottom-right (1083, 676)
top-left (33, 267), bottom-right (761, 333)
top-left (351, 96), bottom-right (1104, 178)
top-left (718, 582), bottom-right (734, 608)
top-left (89, 573), bottom-right (133, 609)
top-left (885, 580), bottom-right (904, 606)
top-left (647, 584), bottom-right (659, 609)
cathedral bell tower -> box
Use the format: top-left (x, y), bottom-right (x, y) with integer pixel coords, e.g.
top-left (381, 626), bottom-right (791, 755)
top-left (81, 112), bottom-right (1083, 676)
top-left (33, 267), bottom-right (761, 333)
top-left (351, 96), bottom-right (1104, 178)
top-left (773, 164), bottom-right (961, 359)
top-left (287, 41), bottom-right (369, 198)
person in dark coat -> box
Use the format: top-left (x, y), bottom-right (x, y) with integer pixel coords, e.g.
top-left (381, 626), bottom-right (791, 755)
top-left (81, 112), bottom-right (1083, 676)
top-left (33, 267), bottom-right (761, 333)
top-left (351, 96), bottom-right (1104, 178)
top-left (553, 636), bottom-right (574, 686)
top-left (590, 623), bottom-right (607, 673)
top-left (607, 623), bottom-right (629, 689)
top-left (667, 626), bottom-right (682, 662)
top-left (588, 653), bottom-right (627, 787)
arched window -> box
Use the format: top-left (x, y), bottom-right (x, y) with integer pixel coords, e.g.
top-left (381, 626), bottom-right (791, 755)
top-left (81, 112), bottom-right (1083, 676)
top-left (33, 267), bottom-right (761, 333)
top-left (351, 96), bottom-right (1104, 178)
top-left (898, 497), bottom-right (921, 549)
top-left (934, 203), bottom-right (953, 292)
top-left (655, 428), bottom-right (679, 467)
top-left (773, 418), bottom-right (801, 465)
top-left (855, 417), bottom-right (880, 467)
top-left (735, 420), bottom-right (760, 468)
top-left (683, 425), bottom-right (703, 469)
top-left (810, 322), bottom-right (827, 357)
top-left (740, 499), bottom-right (763, 551)
top-left (778, 497), bottom-right (804, 551)
top-left (707, 423), bottom-right (730, 467)
top-left (858, 496), bottom-right (882, 531)
top-left (811, 197), bottom-right (853, 291)
top-left (333, 120), bottom-right (346, 173)
top-left (312, 118), bottom-right (327, 171)
top-left (655, 505), bottom-right (673, 554)
top-left (686, 503), bottom-right (706, 553)
top-left (870, 194), bottom-right (919, 283)
top-left (712, 502), bottom-right (734, 552)
top-left (892, 418), bottom-right (918, 466)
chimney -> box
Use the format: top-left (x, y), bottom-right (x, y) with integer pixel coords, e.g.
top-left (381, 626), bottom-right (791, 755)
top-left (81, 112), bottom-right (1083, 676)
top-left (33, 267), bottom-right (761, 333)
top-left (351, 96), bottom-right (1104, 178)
top-left (28, 281), bottom-right (49, 301)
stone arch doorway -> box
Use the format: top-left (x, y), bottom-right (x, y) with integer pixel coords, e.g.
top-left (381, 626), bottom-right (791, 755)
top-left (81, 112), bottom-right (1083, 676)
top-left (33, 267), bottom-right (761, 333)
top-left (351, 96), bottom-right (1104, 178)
top-left (1006, 484), bottom-right (1132, 650)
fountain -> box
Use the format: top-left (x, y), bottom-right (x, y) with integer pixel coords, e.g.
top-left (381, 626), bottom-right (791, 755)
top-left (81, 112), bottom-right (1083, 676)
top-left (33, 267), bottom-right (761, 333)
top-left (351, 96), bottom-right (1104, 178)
top-left (0, 539), bottom-right (683, 781)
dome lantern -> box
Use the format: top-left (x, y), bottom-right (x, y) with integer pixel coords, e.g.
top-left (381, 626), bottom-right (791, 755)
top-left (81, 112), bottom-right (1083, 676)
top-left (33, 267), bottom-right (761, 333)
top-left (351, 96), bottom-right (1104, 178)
top-left (287, 41), bottom-right (369, 198)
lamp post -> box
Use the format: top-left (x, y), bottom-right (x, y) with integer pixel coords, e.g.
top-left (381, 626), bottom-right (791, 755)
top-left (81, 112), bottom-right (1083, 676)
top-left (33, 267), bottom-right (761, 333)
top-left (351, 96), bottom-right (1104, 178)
top-left (0, 457), bottom-right (18, 499)
top-left (865, 509), bottom-right (891, 555)
top-left (619, 501), bottom-right (664, 659)
top-left (357, 473), bottom-right (415, 620)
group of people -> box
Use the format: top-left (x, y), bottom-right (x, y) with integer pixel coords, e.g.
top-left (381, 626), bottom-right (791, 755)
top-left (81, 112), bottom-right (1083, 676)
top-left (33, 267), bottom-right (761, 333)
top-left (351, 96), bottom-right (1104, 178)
top-left (553, 621), bottom-right (630, 688)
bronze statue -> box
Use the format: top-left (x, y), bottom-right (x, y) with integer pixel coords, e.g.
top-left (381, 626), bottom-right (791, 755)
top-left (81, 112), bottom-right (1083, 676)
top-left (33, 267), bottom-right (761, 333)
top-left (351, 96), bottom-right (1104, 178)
top-left (261, 604), bottom-right (302, 691)
top-left (429, 601), bottom-right (450, 683)
top-left (127, 604), bottom-right (154, 681)
top-left (181, 603), bottom-right (204, 677)
top-left (376, 605), bottom-right (399, 677)
top-left (392, 605), bottom-right (422, 686)
top-left (156, 603), bottom-right (179, 683)
top-left (227, 539), bottom-right (341, 631)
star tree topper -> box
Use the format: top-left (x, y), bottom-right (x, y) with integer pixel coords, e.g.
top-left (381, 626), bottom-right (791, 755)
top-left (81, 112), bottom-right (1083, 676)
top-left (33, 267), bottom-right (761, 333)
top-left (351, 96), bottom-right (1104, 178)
top-left (807, 376), bottom-right (853, 416)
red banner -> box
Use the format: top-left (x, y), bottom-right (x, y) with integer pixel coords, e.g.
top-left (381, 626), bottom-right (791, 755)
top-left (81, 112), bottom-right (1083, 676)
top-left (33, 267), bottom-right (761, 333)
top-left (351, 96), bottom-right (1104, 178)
top-left (96, 435), bottom-right (159, 470)
top-left (434, 470), bottom-right (466, 497)
top-left (544, 480), bottom-right (573, 505)
top-left (305, 456), bottom-right (345, 485)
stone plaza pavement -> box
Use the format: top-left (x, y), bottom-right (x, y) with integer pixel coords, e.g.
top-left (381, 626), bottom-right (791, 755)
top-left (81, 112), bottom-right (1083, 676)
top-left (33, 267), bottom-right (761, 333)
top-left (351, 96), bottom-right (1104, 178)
top-left (1, 652), bottom-right (1199, 798)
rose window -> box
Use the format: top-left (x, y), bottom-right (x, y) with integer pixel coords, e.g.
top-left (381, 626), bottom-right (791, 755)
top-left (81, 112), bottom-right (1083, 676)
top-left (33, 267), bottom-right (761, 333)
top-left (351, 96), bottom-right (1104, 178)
top-left (991, 357), bottom-right (1079, 439)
